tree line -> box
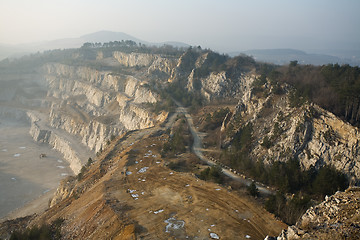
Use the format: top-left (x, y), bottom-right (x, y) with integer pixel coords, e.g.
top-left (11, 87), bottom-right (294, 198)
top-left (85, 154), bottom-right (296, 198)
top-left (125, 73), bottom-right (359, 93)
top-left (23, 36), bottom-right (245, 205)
top-left (261, 62), bottom-right (360, 126)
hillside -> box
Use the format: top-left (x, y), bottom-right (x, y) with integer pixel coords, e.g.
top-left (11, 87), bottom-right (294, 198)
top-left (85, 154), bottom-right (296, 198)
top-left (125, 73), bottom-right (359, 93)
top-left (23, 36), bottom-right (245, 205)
top-left (275, 187), bottom-right (360, 239)
top-left (0, 43), bottom-right (359, 239)
top-left (1, 122), bottom-right (286, 239)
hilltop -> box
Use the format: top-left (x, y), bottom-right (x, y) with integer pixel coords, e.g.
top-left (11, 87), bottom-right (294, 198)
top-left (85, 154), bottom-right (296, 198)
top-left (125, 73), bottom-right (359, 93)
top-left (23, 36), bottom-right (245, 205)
top-left (0, 31), bottom-right (189, 61)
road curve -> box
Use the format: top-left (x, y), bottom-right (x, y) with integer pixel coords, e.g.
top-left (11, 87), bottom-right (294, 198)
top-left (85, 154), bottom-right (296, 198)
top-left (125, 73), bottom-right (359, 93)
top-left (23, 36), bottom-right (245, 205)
top-left (172, 99), bottom-right (273, 195)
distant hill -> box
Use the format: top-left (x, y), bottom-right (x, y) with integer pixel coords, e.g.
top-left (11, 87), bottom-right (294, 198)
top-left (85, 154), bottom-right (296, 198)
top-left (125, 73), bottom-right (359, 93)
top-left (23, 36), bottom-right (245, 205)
top-left (230, 48), bottom-right (360, 66)
top-left (80, 31), bottom-right (145, 44)
top-left (0, 31), bottom-right (189, 60)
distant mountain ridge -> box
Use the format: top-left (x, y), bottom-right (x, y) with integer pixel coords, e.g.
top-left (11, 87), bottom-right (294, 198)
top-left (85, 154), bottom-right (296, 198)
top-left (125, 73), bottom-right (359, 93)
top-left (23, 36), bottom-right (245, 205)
top-left (80, 31), bottom-right (145, 44)
top-left (231, 48), bottom-right (360, 66)
top-left (1, 32), bottom-right (359, 66)
top-left (0, 31), bottom-right (190, 60)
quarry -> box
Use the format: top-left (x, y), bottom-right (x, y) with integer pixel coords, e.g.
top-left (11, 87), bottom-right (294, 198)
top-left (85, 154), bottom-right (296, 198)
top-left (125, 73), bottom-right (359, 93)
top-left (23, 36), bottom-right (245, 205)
top-left (0, 43), bottom-right (359, 239)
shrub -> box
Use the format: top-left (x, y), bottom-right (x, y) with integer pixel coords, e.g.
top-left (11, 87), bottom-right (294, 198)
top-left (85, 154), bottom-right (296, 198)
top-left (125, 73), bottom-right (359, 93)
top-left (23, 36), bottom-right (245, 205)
top-left (199, 165), bottom-right (224, 184)
top-left (247, 181), bottom-right (259, 197)
top-left (261, 135), bottom-right (273, 149)
top-left (10, 218), bottom-right (64, 240)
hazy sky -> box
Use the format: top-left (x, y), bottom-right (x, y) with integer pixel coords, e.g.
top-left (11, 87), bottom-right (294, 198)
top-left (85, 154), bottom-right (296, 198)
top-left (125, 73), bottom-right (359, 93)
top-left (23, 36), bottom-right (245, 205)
top-left (1, 0), bottom-right (359, 52)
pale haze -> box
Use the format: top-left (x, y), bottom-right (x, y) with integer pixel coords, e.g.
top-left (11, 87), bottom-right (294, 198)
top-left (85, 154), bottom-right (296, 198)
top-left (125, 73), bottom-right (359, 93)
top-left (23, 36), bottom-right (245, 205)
top-left (0, 0), bottom-right (359, 53)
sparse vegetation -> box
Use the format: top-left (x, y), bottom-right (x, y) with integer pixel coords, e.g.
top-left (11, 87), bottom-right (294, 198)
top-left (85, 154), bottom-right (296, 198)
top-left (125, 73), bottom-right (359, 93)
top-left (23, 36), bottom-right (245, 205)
top-left (223, 128), bottom-right (349, 225)
top-left (323, 127), bottom-right (337, 145)
top-left (203, 108), bottom-right (231, 131)
top-left (198, 165), bottom-right (224, 184)
top-left (10, 218), bottom-right (64, 240)
top-left (247, 181), bottom-right (259, 197)
top-left (261, 135), bottom-right (273, 149)
top-left (262, 63), bottom-right (360, 126)
top-left (265, 192), bottom-right (311, 225)
top-left (261, 161), bottom-right (348, 225)
top-left (225, 123), bottom-right (253, 171)
top-left (161, 117), bottom-right (192, 157)
top-left (166, 81), bottom-right (204, 111)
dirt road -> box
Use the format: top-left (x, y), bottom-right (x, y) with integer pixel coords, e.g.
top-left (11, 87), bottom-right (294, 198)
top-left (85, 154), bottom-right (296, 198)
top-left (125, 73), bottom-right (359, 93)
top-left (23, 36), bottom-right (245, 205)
top-left (172, 100), bottom-right (273, 195)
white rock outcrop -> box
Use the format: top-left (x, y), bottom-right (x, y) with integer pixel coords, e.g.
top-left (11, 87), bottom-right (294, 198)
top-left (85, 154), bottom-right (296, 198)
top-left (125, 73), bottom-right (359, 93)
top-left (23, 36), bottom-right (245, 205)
top-left (27, 111), bottom-right (90, 174)
top-left (43, 63), bottom-right (161, 153)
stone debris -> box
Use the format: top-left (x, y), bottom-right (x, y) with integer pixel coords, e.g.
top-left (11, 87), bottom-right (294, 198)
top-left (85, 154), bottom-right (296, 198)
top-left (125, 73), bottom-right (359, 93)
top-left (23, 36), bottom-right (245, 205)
top-left (164, 217), bottom-right (185, 233)
top-left (153, 209), bottom-right (164, 214)
top-left (138, 167), bottom-right (149, 173)
top-left (276, 187), bottom-right (360, 239)
top-left (210, 232), bottom-right (220, 239)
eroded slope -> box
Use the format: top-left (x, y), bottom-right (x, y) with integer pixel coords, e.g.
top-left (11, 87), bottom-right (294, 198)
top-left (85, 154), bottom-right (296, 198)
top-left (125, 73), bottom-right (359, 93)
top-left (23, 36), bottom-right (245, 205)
top-left (27, 125), bottom-right (286, 239)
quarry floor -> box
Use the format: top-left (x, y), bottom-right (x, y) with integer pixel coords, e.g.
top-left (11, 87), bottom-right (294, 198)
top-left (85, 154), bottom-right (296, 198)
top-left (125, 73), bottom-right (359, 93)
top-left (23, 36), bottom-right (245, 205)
top-left (0, 119), bottom-right (72, 220)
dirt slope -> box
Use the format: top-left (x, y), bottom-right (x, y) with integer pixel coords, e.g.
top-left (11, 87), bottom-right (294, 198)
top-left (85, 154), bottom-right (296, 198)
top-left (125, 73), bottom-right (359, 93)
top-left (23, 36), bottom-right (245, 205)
top-left (11, 128), bottom-right (286, 239)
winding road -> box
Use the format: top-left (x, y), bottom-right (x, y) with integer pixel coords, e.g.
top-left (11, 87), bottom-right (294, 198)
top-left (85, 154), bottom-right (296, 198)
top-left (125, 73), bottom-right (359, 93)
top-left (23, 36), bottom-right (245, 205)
top-left (172, 99), bottom-right (273, 195)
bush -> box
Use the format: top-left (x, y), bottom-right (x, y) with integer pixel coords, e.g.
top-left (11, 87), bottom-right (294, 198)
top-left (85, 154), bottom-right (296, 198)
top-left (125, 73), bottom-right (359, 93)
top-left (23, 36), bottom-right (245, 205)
top-left (77, 166), bottom-right (87, 181)
top-left (168, 160), bottom-right (188, 172)
top-left (261, 135), bottom-right (273, 149)
top-left (247, 181), bottom-right (259, 197)
top-left (10, 218), bottom-right (64, 240)
top-left (311, 165), bottom-right (348, 198)
top-left (199, 165), bottom-right (224, 184)
top-left (265, 192), bottom-right (311, 225)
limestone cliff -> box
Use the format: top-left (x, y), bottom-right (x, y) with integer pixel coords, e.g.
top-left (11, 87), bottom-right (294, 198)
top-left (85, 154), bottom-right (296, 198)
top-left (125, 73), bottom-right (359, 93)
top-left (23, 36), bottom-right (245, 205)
top-left (43, 63), bottom-right (162, 152)
top-left (113, 52), bottom-right (157, 67)
top-left (221, 76), bottom-right (360, 183)
top-left (274, 187), bottom-right (360, 239)
top-left (27, 111), bottom-right (90, 174)
top-left (169, 50), bottom-right (246, 101)
top-left (113, 51), bottom-right (176, 76)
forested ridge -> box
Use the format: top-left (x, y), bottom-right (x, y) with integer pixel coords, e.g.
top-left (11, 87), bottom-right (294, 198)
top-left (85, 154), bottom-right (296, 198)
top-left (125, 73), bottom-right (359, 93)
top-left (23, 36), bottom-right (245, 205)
top-left (262, 62), bottom-right (360, 126)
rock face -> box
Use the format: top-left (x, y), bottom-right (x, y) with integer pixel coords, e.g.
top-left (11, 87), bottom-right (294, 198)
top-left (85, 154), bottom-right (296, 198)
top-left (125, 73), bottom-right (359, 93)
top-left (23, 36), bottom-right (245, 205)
top-left (275, 187), bottom-right (360, 239)
top-left (113, 51), bottom-right (176, 75)
top-left (3, 49), bottom-right (358, 182)
top-left (41, 49), bottom-right (244, 155)
top-left (43, 63), bottom-right (161, 152)
top-left (169, 50), bottom-right (247, 101)
top-left (221, 76), bottom-right (360, 183)
top-left (27, 111), bottom-right (90, 174)
top-left (113, 52), bottom-right (157, 67)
